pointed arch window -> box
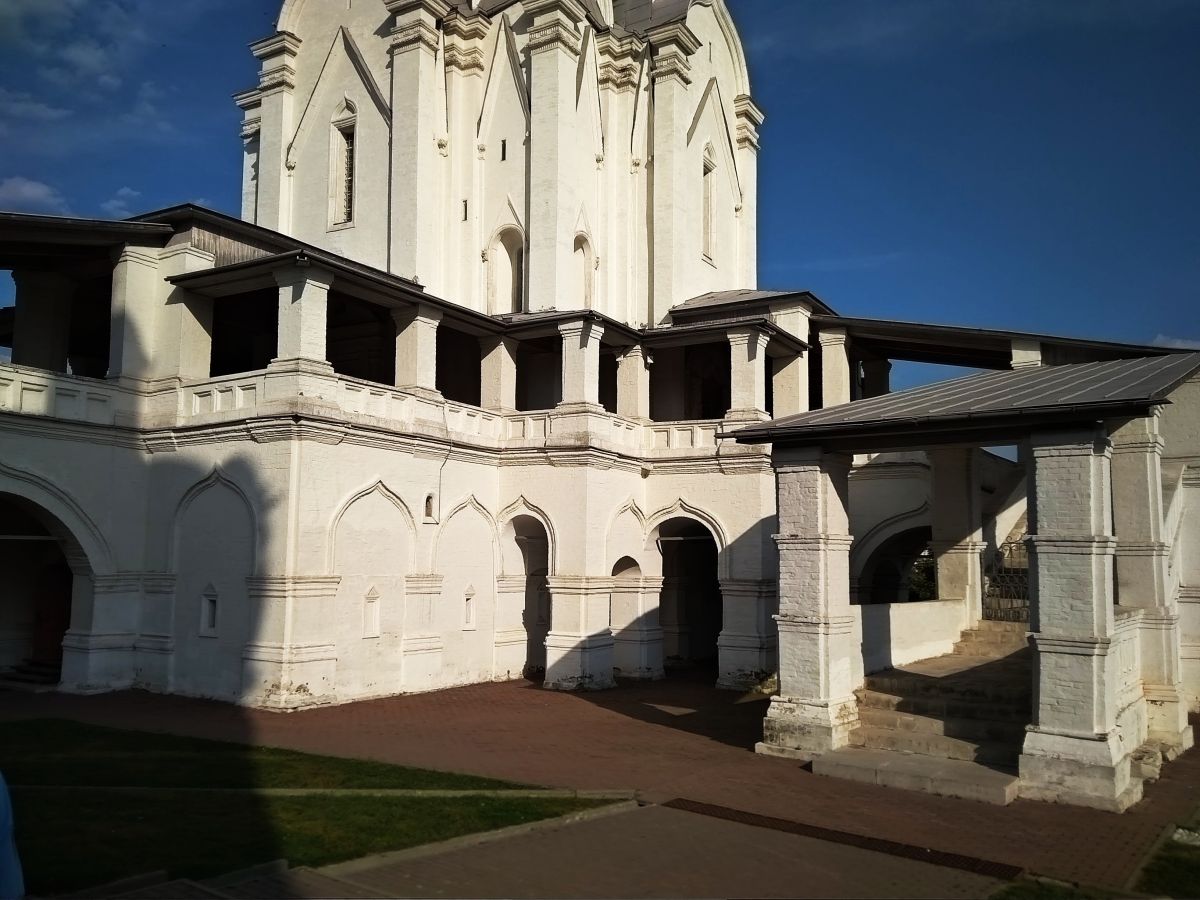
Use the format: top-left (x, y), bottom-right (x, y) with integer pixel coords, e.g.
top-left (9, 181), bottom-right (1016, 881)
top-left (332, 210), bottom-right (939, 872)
top-left (330, 100), bottom-right (357, 228)
top-left (702, 145), bottom-right (716, 264)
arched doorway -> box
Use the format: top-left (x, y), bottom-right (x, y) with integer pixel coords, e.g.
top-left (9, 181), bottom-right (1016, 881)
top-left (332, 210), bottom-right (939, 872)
top-left (858, 526), bottom-right (936, 605)
top-left (508, 515), bottom-right (550, 677)
top-left (655, 518), bottom-right (721, 672)
top-left (0, 494), bottom-right (79, 687)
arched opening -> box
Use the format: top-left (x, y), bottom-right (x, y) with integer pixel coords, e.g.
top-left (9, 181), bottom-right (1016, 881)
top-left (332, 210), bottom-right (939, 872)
top-left (0, 494), bottom-right (86, 687)
top-left (509, 515), bottom-right (550, 677)
top-left (489, 227), bottom-right (524, 315)
top-left (655, 518), bottom-right (721, 672)
top-left (857, 526), bottom-right (937, 605)
top-left (572, 233), bottom-right (594, 310)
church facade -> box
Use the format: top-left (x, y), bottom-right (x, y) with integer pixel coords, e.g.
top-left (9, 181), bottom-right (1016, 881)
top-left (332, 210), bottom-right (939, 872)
top-left (1, 0), bottom-right (1198, 812)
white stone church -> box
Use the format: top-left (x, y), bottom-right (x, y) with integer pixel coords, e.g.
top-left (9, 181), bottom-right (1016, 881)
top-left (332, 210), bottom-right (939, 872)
top-left (1, 0), bottom-right (1198, 812)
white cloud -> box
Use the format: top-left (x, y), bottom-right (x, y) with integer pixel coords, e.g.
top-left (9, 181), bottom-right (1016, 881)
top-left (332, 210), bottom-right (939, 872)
top-left (0, 177), bottom-right (72, 215)
top-left (101, 186), bottom-right (141, 218)
top-left (0, 88), bottom-right (72, 122)
top-left (1152, 334), bottom-right (1200, 351)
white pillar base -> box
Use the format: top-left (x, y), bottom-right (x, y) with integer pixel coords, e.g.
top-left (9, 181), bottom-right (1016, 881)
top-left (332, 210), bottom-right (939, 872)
top-left (59, 630), bottom-right (136, 694)
top-left (717, 630), bottom-right (776, 690)
top-left (492, 628), bottom-right (528, 682)
top-left (241, 641), bottom-right (337, 710)
top-left (612, 626), bottom-right (664, 680)
top-left (756, 694), bottom-right (859, 761)
top-left (544, 632), bottom-right (615, 691)
top-left (1018, 728), bottom-right (1143, 812)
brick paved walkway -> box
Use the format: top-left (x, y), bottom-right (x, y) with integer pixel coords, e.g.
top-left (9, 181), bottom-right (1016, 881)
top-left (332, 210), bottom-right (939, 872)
top-left (4, 673), bottom-right (1198, 891)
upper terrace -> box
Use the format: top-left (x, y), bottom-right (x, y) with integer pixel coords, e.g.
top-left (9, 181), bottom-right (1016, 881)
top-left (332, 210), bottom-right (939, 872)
top-left (0, 206), bottom-right (1172, 459)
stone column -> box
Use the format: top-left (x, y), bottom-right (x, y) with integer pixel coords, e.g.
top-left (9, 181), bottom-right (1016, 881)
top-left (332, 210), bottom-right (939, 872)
top-left (611, 576), bottom-right (664, 680)
top-left (249, 32), bottom-right (299, 232)
top-left (525, 0), bottom-right (587, 311)
top-left (717, 579), bottom-right (777, 690)
top-left (929, 448), bottom-right (986, 627)
top-left (108, 244), bottom-right (163, 384)
top-left (480, 335), bottom-right (518, 412)
top-left (493, 575), bottom-right (527, 680)
top-left (758, 447), bottom-right (859, 760)
top-left (242, 576), bottom-right (340, 709)
top-left (393, 304), bottom-right (443, 397)
top-left (386, 0), bottom-right (451, 288)
top-left (1011, 339), bottom-right (1042, 369)
top-left (1019, 426), bottom-right (1138, 811)
top-left (402, 574), bottom-right (445, 691)
top-left (727, 326), bottom-right (770, 422)
top-left (558, 320), bottom-right (604, 409)
top-left (734, 95), bottom-right (764, 289)
top-left (647, 22), bottom-right (701, 324)
top-left (1111, 411), bottom-right (1193, 754)
top-left (771, 352), bottom-right (809, 418)
top-left (273, 266), bottom-right (333, 368)
top-left (819, 328), bottom-right (851, 408)
top-left (157, 245), bottom-right (216, 382)
top-left (544, 575), bottom-right (615, 690)
top-left (616, 345), bottom-right (651, 420)
top-left (11, 271), bottom-right (74, 373)
top-left (861, 358), bottom-right (892, 399)
top-left (60, 571), bottom-right (139, 694)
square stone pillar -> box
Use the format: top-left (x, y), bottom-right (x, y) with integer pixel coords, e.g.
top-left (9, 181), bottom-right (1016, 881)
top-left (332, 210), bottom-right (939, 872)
top-left (1111, 410), bottom-right (1193, 754)
top-left (819, 329), bottom-right (851, 408)
top-left (393, 304), bottom-right (443, 396)
top-left (616, 345), bottom-right (651, 420)
top-left (717, 578), bottom-right (777, 690)
top-left (402, 574), bottom-right (445, 691)
top-left (11, 271), bottom-right (75, 373)
top-left (558, 320), bottom-right (604, 409)
top-left (387, 0), bottom-right (451, 289)
top-left (861, 358), bottom-right (891, 399)
top-left (525, 0), bottom-right (587, 311)
top-left (758, 447), bottom-right (859, 760)
top-left (734, 95), bottom-right (764, 289)
top-left (544, 575), bottom-right (615, 691)
top-left (771, 352), bottom-right (809, 418)
top-left (1019, 426), bottom-right (1139, 811)
top-left (929, 447), bottom-right (986, 627)
top-left (249, 32), bottom-right (299, 232)
top-left (1011, 339), bottom-right (1042, 369)
top-left (493, 574), bottom-right (528, 680)
top-left (727, 327), bottom-right (770, 422)
top-left (480, 335), bottom-right (518, 412)
top-left (108, 245), bottom-right (163, 384)
top-left (60, 573), bottom-right (137, 694)
top-left (646, 22), bottom-right (701, 324)
top-left (273, 266), bottom-right (334, 368)
top-left (156, 245), bottom-right (216, 383)
top-left (242, 576), bottom-right (339, 709)
top-left (611, 576), bottom-right (664, 680)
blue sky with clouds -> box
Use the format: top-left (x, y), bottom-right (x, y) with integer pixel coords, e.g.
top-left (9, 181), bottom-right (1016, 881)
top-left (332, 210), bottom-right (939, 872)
top-left (0, 0), bottom-right (1197, 379)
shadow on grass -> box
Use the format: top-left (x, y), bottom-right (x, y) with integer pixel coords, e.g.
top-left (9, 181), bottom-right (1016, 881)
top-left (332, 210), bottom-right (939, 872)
top-left (3, 719), bottom-right (605, 895)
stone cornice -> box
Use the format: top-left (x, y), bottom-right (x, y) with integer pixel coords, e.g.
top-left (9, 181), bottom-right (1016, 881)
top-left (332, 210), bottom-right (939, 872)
top-left (384, 0), bottom-right (453, 17)
top-left (250, 31), bottom-right (301, 61)
top-left (444, 44), bottom-right (486, 74)
top-left (645, 21), bottom-right (702, 57)
top-left (523, 0), bottom-right (589, 22)
top-left (599, 60), bottom-right (640, 92)
top-left (441, 8), bottom-right (491, 42)
top-left (528, 20), bottom-right (582, 57)
top-left (390, 19), bottom-right (441, 55)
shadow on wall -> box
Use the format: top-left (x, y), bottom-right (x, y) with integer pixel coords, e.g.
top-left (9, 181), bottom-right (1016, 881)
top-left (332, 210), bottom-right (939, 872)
top-left (0, 305), bottom-right (286, 891)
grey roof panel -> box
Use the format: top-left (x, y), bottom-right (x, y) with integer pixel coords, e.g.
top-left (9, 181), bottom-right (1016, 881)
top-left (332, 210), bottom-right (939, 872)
top-left (733, 353), bottom-right (1200, 444)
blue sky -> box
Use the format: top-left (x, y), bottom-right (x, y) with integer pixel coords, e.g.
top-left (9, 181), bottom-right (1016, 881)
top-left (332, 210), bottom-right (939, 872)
top-left (0, 0), bottom-right (1197, 380)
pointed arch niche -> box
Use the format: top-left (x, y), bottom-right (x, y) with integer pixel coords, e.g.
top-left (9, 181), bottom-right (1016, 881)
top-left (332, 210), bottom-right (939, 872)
top-left (488, 226), bottom-right (524, 315)
top-left (572, 233), bottom-right (595, 310)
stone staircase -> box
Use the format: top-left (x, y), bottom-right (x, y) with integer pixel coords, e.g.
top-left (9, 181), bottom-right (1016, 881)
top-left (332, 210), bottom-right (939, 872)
top-left (0, 659), bottom-right (61, 691)
top-left (813, 621), bottom-right (1033, 805)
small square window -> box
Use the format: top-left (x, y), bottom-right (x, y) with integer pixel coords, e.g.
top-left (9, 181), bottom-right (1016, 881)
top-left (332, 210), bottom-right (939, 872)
top-left (501, 139), bottom-right (507, 161)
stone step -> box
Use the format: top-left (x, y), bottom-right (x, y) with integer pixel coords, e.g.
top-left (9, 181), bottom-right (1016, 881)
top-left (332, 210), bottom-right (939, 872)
top-left (813, 747), bottom-right (1019, 805)
top-left (116, 879), bottom-right (230, 899)
top-left (856, 688), bottom-right (1031, 724)
top-left (849, 724), bottom-right (1021, 768)
top-left (952, 642), bottom-right (1029, 658)
top-left (863, 672), bottom-right (1030, 706)
top-left (858, 705), bottom-right (1029, 745)
top-left (221, 868), bottom-right (391, 900)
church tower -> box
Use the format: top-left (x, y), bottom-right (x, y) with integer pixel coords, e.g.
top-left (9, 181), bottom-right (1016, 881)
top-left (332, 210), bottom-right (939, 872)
top-left (238, 0), bottom-right (762, 326)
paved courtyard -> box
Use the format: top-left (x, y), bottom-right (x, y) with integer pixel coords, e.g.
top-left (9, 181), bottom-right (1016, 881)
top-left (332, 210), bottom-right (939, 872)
top-left (4, 672), bottom-right (1199, 893)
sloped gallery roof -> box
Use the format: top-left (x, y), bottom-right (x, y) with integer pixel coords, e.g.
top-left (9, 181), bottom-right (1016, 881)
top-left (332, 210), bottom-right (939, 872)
top-left (733, 353), bottom-right (1200, 449)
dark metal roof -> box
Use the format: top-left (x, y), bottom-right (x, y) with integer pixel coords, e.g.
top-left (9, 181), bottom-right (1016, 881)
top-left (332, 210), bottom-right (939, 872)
top-left (611, 0), bottom-right (693, 34)
top-left (671, 289), bottom-right (838, 319)
top-left (732, 353), bottom-right (1200, 449)
top-left (811, 314), bottom-right (1172, 369)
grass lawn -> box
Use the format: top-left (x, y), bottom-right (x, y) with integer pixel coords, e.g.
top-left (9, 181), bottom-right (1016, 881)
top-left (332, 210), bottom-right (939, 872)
top-left (2, 719), bottom-right (610, 895)
top-left (1136, 833), bottom-right (1200, 898)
